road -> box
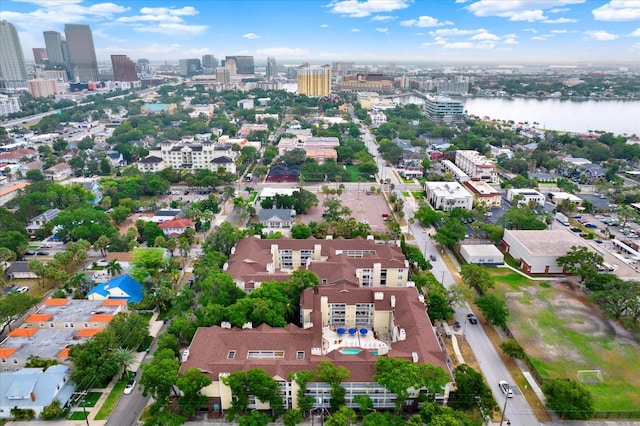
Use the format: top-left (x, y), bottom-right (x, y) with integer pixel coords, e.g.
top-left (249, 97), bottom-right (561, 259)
top-left (353, 110), bottom-right (540, 426)
top-left (106, 321), bottom-right (168, 426)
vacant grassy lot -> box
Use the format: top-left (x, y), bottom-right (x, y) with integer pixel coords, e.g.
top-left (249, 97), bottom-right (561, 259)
top-left (344, 165), bottom-right (375, 183)
top-left (490, 269), bottom-right (640, 412)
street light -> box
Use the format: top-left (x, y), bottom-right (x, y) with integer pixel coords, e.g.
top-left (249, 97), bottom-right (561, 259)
top-left (499, 394), bottom-right (511, 426)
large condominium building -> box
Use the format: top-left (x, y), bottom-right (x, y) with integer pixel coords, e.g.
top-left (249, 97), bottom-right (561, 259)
top-left (27, 79), bottom-right (59, 98)
top-left (225, 55), bottom-right (254, 74)
top-left (32, 48), bottom-right (48, 64)
top-left (43, 31), bottom-right (67, 68)
top-left (0, 21), bottom-right (28, 92)
top-left (423, 95), bottom-right (464, 123)
top-left (338, 75), bottom-right (394, 93)
top-left (180, 283), bottom-right (453, 415)
top-left (179, 58), bottom-right (201, 77)
top-left (201, 54), bottom-right (217, 70)
top-left (138, 139), bottom-right (237, 174)
top-left (111, 55), bottom-right (138, 82)
top-left (0, 95), bottom-right (21, 116)
top-left (64, 24), bottom-right (99, 82)
top-left (297, 65), bottom-right (331, 97)
top-left (266, 57), bottom-right (277, 80)
top-left (454, 150), bottom-right (499, 184)
top-left (332, 61), bottom-right (355, 75)
top-left (436, 78), bottom-right (469, 96)
top-left (137, 58), bottom-right (150, 73)
top-left (424, 181), bottom-right (474, 211)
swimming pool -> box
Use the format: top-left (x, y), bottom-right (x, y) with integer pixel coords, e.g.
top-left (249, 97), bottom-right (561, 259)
top-left (339, 348), bottom-right (362, 355)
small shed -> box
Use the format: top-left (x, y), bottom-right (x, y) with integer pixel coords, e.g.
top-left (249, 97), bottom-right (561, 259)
top-left (460, 244), bottom-right (504, 266)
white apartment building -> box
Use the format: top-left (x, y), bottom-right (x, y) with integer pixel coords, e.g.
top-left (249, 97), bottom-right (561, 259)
top-left (454, 150), bottom-right (499, 184)
top-left (424, 181), bottom-right (474, 211)
top-left (424, 95), bottom-right (464, 123)
top-left (506, 188), bottom-right (546, 206)
top-left (138, 140), bottom-right (237, 174)
top-left (0, 95), bottom-right (21, 116)
top-left (368, 110), bottom-right (387, 127)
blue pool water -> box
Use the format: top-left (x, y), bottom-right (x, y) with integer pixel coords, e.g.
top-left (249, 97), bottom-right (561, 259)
top-left (339, 348), bottom-right (379, 355)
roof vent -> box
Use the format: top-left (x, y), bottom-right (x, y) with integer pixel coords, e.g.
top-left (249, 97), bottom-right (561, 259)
top-left (181, 349), bottom-right (190, 362)
top-left (221, 321), bottom-right (231, 329)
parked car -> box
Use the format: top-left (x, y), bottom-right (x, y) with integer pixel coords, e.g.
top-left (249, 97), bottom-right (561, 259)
top-left (467, 313), bottom-right (478, 324)
top-left (453, 321), bottom-right (461, 330)
top-left (585, 223), bottom-right (598, 229)
top-left (16, 286), bottom-right (29, 294)
top-left (25, 250), bottom-right (36, 255)
top-left (36, 251), bottom-right (49, 256)
top-left (429, 254), bottom-right (437, 261)
top-left (570, 227), bottom-right (582, 233)
top-left (499, 380), bottom-right (514, 398)
top-left (124, 379), bottom-right (136, 394)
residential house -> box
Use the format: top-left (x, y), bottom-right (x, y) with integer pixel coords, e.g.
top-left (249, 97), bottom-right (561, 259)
top-left (152, 208), bottom-right (184, 223)
top-left (19, 160), bottom-right (43, 177)
top-left (0, 182), bottom-right (29, 206)
top-left (258, 209), bottom-right (296, 230)
top-left (5, 262), bottom-right (38, 280)
top-left (26, 208), bottom-right (60, 234)
top-left (0, 148), bottom-right (38, 165)
top-left (398, 160), bottom-right (423, 179)
top-left (179, 284), bottom-right (453, 415)
top-left (0, 365), bottom-right (75, 418)
top-left (367, 110), bottom-right (386, 127)
top-left (158, 218), bottom-right (196, 237)
top-left (81, 181), bottom-right (102, 204)
top-left (45, 163), bottom-right (72, 181)
top-left (105, 151), bottom-right (125, 168)
top-left (87, 275), bottom-right (144, 304)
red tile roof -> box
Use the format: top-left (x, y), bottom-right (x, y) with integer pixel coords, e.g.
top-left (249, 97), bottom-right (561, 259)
top-left (158, 218), bottom-right (195, 229)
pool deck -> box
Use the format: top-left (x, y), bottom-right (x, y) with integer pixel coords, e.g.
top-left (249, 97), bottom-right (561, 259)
top-left (323, 326), bottom-right (389, 355)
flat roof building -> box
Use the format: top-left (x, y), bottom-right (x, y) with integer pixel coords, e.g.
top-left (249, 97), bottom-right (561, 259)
top-left (506, 188), bottom-right (545, 206)
top-left (464, 180), bottom-right (502, 207)
top-left (424, 181), bottom-right (474, 211)
top-left (455, 150), bottom-right (499, 184)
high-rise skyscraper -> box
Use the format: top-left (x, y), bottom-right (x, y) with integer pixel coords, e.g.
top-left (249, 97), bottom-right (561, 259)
top-left (332, 62), bottom-right (354, 76)
top-left (225, 56), bottom-right (254, 74)
top-left (137, 58), bottom-right (150, 73)
top-left (32, 48), bottom-right (48, 64)
top-left (111, 55), bottom-right (138, 82)
top-left (202, 54), bottom-right (217, 69)
top-left (297, 65), bottom-right (331, 97)
top-left (178, 58), bottom-right (201, 77)
top-left (266, 57), bottom-right (277, 80)
top-left (43, 31), bottom-right (65, 65)
top-left (64, 24), bottom-right (98, 82)
top-left (0, 20), bottom-right (28, 91)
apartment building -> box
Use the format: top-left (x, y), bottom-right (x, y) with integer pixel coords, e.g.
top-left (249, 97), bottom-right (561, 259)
top-left (424, 181), bottom-right (474, 211)
top-left (454, 150), bottom-right (499, 184)
top-left (297, 65), bottom-right (331, 97)
top-left (423, 95), bottom-right (464, 123)
top-left (368, 110), bottom-right (387, 127)
top-left (138, 140), bottom-right (237, 174)
top-left (180, 284), bottom-right (453, 415)
top-left (225, 237), bottom-right (410, 292)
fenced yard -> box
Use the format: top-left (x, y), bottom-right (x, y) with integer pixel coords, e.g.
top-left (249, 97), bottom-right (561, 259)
top-left (490, 269), bottom-right (640, 414)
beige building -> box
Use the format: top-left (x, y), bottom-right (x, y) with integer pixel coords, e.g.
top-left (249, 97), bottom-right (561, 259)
top-left (225, 237), bottom-right (410, 292)
top-left (297, 65), bottom-right (331, 97)
top-left (180, 284), bottom-right (453, 415)
top-left (138, 140), bottom-right (236, 174)
top-left (464, 180), bottom-right (502, 207)
top-left (27, 78), bottom-right (60, 98)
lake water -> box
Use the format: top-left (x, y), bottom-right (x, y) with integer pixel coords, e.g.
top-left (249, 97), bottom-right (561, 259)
top-left (462, 98), bottom-right (640, 136)
top-left (389, 94), bottom-right (639, 136)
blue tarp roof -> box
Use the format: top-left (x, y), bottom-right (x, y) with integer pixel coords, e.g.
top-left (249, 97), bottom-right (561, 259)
top-left (87, 274), bottom-right (143, 304)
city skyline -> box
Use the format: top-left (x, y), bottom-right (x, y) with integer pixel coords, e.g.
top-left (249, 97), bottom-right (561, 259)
top-left (1, 0), bottom-right (639, 65)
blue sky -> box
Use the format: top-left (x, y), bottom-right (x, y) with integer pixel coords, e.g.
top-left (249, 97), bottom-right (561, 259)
top-left (3, 0), bottom-right (639, 65)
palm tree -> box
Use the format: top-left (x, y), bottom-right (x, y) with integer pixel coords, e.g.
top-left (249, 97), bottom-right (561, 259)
top-left (165, 238), bottom-right (177, 257)
top-left (106, 259), bottom-right (123, 277)
top-left (113, 347), bottom-right (135, 379)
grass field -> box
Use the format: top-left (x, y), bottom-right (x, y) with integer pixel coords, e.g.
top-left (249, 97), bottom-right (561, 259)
top-left (94, 375), bottom-right (130, 420)
top-left (490, 269), bottom-right (640, 412)
top-left (345, 165), bottom-right (375, 183)
top-left (78, 391), bottom-right (102, 407)
top-left (69, 411), bottom-right (89, 420)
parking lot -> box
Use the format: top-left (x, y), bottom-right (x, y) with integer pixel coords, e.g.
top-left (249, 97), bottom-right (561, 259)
top-left (301, 189), bottom-right (392, 233)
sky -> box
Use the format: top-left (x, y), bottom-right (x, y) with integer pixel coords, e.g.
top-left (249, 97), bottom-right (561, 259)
top-left (2, 0), bottom-right (640, 65)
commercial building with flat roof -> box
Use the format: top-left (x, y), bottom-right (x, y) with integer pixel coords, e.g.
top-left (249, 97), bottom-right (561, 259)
top-left (460, 244), bottom-right (504, 266)
top-left (464, 180), bottom-right (502, 207)
top-left (506, 188), bottom-right (545, 206)
top-left (424, 95), bottom-right (463, 123)
top-left (424, 181), bottom-right (473, 211)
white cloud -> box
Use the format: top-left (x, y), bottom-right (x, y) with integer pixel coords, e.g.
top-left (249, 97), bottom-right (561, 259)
top-left (593, 0), bottom-right (640, 21)
top-left (256, 47), bottom-right (310, 57)
top-left (531, 36), bottom-right (547, 40)
top-left (551, 7), bottom-right (570, 13)
top-left (320, 24), bottom-right (329, 28)
top-left (135, 22), bottom-right (208, 35)
top-left (400, 15), bottom-right (453, 27)
top-left (542, 17), bottom-right (578, 23)
top-left (352, 28), bottom-right (361, 32)
top-left (585, 30), bottom-right (619, 40)
top-left (242, 33), bottom-right (261, 39)
top-left (522, 28), bottom-right (538, 33)
top-left (138, 6), bottom-right (198, 16)
top-left (630, 28), bottom-right (640, 37)
top-left (371, 15), bottom-right (396, 21)
top-left (469, 31), bottom-right (500, 41)
top-left (428, 28), bottom-right (484, 37)
top-left (3, 1), bottom-right (130, 28)
top-left (376, 27), bottom-right (389, 33)
top-left (551, 29), bottom-right (569, 34)
top-left (327, 0), bottom-right (412, 18)
top-left (466, 0), bottom-right (584, 21)
top-left (443, 42), bottom-right (474, 49)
